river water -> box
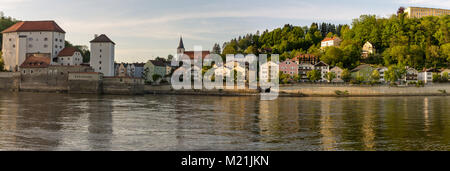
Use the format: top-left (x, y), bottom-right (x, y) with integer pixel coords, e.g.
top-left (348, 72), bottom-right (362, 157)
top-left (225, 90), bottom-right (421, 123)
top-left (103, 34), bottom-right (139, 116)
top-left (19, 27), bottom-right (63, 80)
top-left (0, 92), bottom-right (449, 151)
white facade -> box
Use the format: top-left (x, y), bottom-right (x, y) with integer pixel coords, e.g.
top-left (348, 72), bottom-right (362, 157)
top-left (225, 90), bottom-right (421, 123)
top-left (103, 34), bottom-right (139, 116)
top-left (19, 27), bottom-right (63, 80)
top-left (90, 39), bottom-right (115, 77)
top-left (378, 67), bottom-right (388, 82)
top-left (320, 37), bottom-right (342, 49)
top-left (2, 31), bottom-right (65, 71)
top-left (58, 51), bottom-right (83, 66)
top-left (259, 61), bottom-right (279, 81)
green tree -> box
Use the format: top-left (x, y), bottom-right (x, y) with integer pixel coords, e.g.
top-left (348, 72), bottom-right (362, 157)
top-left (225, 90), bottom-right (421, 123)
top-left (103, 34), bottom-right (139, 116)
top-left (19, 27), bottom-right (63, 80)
top-left (0, 52), bottom-right (4, 71)
top-left (371, 69), bottom-right (380, 82)
top-left (307, 70), bottom-right (321, 82)
top-left (212, 43), bottom-right (221, 54)
top-left (442, 72), bottom-right (449, 82)
top-left (326, 72), bottom-right (336, 82)
top-left (341, 69), bottom-right (351, 82)
top-left (152, 74), bottom-right (162, 82)
top-left (432, 73), bottom-right (441, 83)
top-left (385, 65), bottom-right (406, 84)
top-left (321, 47), bottom-right (343, 66)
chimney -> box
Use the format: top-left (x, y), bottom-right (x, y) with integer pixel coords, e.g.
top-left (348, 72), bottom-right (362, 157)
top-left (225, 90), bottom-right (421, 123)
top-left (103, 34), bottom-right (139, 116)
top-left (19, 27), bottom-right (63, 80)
top-left (94, 34), bottom-right (98, 38)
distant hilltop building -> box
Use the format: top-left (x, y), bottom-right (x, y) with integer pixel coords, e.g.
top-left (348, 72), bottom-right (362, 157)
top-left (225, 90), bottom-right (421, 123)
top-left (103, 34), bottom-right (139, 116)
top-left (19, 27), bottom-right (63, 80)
top-left (90, 34), bottom-right (116, 77)
top-left (1, 21), bottom-right (66, 71)
top-left (320, 36), bottom-right (342, 49)
top-left (405, 7), bottom-right (450, 18)
top-left (362, 42), bottom-right (376, 59)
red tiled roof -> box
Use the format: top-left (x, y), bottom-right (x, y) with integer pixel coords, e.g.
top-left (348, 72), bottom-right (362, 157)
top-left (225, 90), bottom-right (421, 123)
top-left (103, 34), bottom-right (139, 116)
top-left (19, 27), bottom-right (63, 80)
top-left (321, 37), bottom-right (340, 42)
top-left (20, 56), bottom-right (51, 68)
top-left (182, 51), bottom-right (210, 60)
top-left (2, 21), bottom-right (66, 33)
top-left (57, 47), bottom-right (79, 57)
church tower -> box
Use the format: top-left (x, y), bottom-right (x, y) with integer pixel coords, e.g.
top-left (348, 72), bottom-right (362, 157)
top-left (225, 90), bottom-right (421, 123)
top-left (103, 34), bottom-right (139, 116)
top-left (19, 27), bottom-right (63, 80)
top-left (177, 36), bottom-right (185, 55)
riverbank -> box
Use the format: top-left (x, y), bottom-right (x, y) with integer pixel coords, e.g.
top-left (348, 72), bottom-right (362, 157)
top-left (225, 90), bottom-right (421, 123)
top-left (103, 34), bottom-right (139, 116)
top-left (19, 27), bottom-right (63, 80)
top-left (144, 83), bottom-right (450, 97)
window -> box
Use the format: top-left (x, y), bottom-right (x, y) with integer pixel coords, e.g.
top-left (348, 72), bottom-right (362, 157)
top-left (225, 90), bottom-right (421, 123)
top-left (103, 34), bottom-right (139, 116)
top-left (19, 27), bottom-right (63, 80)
top-left (99, 61), bottom-right (102, 64)
top-left (44, 44), bottom-right (48, 48)
top-left (55, 38), bottom-right (58, 41)
top-left (55, 45), bottom-right (58, 48)
top-left (44, 38), bottom-right (48, 41)
top-left (99, 67), bottom-right (102, 70)
top-left (100, 49), bottom-right (102, 52)
top-left (29, 44), bottom-right (32, 48)
top-left (12, 44), bottom-right (15, 48)
top-left (28, 38), bottom-right (33, 41)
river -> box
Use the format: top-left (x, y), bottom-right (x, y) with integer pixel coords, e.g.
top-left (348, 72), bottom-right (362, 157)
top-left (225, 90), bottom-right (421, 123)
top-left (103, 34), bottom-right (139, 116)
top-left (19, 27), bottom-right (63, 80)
top-left (0, 92), bottom-right (449, 151)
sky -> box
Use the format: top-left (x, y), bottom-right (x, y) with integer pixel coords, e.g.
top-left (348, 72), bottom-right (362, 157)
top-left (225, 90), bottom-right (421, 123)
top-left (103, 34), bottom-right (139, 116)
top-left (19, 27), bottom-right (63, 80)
top-left (1, 0), bottom-right (449, 63)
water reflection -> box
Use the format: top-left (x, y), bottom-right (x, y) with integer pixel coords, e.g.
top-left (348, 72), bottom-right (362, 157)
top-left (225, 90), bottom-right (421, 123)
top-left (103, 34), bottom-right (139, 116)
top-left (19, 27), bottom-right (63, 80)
top-left (0, 92), bottom-right (449, 151)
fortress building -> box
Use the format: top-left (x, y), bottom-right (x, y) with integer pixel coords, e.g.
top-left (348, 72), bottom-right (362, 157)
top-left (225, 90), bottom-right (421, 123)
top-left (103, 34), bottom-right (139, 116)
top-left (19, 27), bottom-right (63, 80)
top-left (90, 34), bottom-right (115, 77)
top-left (1, 21), bottom-right (66, 71)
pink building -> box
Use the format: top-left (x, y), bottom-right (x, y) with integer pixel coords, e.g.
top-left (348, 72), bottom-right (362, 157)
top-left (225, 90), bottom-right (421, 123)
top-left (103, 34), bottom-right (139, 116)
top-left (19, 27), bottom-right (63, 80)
top-left (280, 58), bottom-right (299, 76)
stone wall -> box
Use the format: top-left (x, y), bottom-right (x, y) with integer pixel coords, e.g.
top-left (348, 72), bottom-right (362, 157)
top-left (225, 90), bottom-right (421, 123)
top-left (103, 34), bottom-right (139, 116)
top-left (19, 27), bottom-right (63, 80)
top-left (68, 72), bottom-right (102, 94)
top-left (144, 83), bottom-right (450, 97)
top-left (144, 85), bottom-right (260, 96)
top-left (103, 77), bottom-right (145, 95)
top-left (19, 65), bottom-right (94, 92)
top-left (0, 72), bottom-right (20, 91)
top-left (279, 83), bottom-right (450, 96)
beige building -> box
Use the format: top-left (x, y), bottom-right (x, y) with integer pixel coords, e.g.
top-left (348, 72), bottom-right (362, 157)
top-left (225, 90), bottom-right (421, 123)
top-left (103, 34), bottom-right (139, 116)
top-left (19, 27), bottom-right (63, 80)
top-left (90, 34), bottom-right (115, 77)
top-left (362, 42), bottom-right (376, 59)
top-left (1, 21), bottom-right (66, 71)
top-left (405, 7), bottom-right (450, 18)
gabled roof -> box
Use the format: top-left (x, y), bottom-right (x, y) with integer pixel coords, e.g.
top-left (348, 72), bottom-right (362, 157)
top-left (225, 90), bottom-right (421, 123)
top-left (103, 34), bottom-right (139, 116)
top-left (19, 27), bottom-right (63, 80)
top-left (2, 21), bottom-right (66, 33)
top-left (351, 64), bottom-right (373, 72)
top-left (57, 47), bottom-right (79, 57)
top-left (181, 51), bottom-right (210, 60)
top-left (90, 34), bottom-right (115, 45)
top-left (149, 60), bottom-right (168, 67)
top-left (315, 61), bottom-right (329, 67)
top-left (321, 36), bottom-right (341, 42)
top-left (20, 56), bottom-right (51, 68)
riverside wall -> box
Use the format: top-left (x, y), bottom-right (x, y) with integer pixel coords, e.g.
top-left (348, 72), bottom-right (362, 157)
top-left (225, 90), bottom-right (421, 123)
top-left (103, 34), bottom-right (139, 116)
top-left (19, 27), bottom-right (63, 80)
top-left (0, 72), bottom-right (20, 91)
top-left (144, 83), bottom-right (450, 97)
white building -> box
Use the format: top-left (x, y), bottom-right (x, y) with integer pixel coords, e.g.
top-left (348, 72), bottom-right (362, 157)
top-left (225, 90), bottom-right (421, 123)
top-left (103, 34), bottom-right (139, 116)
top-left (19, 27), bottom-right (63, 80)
top-left (378, 67), bottom-right (388, 83)
top-left (90, 34), bottom-right (115, 77)
top-left (320, 37), bottom-right (342, 49)
top-left (259, 61), bottom-right (279, 82)
top-left (1, 21), bottom-right (66, 71)
top-left (57, 47), bottom-right (83, 66)
top-left (314, 61), bottom-right (330, 82)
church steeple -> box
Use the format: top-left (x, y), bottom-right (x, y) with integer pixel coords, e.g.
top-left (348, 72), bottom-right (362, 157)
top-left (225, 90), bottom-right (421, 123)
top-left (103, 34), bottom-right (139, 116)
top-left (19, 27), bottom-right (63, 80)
top-left (177, 36), bottom-right (185, 54)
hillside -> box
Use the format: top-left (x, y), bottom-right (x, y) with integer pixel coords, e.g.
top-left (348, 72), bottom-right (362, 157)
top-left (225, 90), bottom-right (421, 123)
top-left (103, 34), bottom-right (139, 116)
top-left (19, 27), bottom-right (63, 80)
top-left (221, 13), bottom-right (450, 70)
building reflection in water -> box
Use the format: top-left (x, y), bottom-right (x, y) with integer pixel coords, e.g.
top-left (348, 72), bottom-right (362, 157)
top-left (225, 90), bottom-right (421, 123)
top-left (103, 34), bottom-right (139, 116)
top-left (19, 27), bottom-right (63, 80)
top-left (318, 98), bottom-right (337, 151)
top-left (7, 93), bottom-right (68, 150)
top-left (0, 93), bottom-right (19, 149)
top-left (87, 97), bottom-right (113, 151)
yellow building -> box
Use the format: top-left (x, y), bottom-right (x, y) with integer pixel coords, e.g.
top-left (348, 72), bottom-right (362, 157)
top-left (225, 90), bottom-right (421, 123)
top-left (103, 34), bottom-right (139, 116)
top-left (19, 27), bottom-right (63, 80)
top-left (405, 7), bottom-right (450, 18)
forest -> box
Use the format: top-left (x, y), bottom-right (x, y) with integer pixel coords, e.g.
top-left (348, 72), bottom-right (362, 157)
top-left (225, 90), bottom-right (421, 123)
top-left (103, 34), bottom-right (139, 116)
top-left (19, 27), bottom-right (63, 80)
top-left (220, 12), bottom-right (450, 70)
